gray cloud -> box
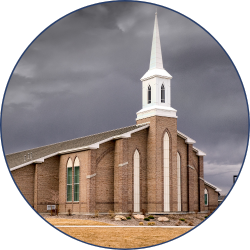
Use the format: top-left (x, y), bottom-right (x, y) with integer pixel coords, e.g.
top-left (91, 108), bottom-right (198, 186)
top-left (1, 2), bottom-right (248, 195)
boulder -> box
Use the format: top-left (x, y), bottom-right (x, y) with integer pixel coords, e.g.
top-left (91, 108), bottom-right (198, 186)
top-left (114, 215), bottom-right (127, 221)
top-left (133, 214), bottom-right (145, 220)
top-left (158, 217), bottom-right (169, 222)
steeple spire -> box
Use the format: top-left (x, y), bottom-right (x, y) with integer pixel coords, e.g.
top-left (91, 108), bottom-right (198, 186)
top-left (149, 11), bottom-right (163, 70)
top-left (137, 11), bottom-right (177, 121)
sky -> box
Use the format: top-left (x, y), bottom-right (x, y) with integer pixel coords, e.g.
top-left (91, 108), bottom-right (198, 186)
top-left (1, 1), bottom-right (248, 194)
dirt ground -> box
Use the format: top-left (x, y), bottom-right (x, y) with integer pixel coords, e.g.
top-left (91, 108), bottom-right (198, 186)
top-left (43, 214), bottom-right (208, 248)
top-left (57, 227), bottom-right (192, 248)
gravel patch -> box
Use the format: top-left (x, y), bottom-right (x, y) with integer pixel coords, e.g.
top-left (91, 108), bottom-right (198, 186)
top-left (42, 213), bottom-right (209, 227)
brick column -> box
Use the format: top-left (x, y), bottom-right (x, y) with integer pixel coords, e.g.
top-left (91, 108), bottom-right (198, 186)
top-left (34, 164), bottom-right (38, 211)
top-left (114, 138), bottom-right (128, 213)
top-left (86, 150), bottom-right (96, 214)
top-left (198, 156), bottom-right (205, 212)
top-left (187, 144), bottom-right (194, 212)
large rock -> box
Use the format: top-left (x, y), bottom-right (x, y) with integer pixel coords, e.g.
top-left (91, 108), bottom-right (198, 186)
top-left (158, 217), bottom-right (169, 222)
top-left (114, 215), bottom-right (127, 221)
top-left (133, 214), bottom-right (145, 220)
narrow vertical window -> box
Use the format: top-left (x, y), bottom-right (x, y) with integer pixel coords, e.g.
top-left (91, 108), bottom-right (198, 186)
top-left (67, 158), bottom-right (73, 202)
top-left (161, 84), bottom-right (165, 103)
top-left (134, 150), bottom-right (140, 212)
top-left (177, 152), bottom-right (181, 211)
top-left (148, 85), bottom-right (151, 104)
top-left (163, 132), bottom-right (170, 212)
top-left (74, 157), bottom-right (80, 202)
top-left (204, 189), bottom-right (208, 205)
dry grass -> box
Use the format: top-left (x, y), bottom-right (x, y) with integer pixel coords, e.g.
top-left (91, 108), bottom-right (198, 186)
top-left (46, 218), bottom-right (113, 226)
top-left (57, 227), bottom-right (191, 248)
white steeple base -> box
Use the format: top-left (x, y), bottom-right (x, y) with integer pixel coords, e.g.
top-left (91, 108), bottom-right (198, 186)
top-left (136, 105), bottom-right (177, 121)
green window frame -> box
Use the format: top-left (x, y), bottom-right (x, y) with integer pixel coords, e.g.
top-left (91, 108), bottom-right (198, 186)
top-left (67, 167), bottom-right (72, 202)
top-left (74, 166), bottom-right (79, 202)
top-left (204, 189), bottom-right (208, 205)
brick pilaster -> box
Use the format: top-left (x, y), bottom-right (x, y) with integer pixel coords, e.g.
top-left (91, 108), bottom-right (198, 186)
top-left (114, 138), bottom-right (128, 213)
top-left (34, 164), bottom-right (38, 210)
top-left (86, 150), bottom-right (96, 213)
top-left (187, 144), bottom-right (194, 212)
top-left (198, 156), bottom-right (205, 211)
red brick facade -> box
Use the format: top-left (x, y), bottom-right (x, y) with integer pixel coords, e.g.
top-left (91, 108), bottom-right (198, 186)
top-left (10, 116), bottom-right (219, 214)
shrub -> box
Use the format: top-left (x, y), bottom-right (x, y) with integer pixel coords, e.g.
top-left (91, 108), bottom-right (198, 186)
top-left (148, 215), bottom-right (154, 219)
top-left (179, 218), bottom-right (185, 221)
top-left (148, 222), bottom-right (155, 226)
top-left (67, 209), bottom-right (72, 216)
top-left (175, 221), bottom-right (181, 226)
top-left (94, 210), bottom-right (99, 218)
top-left (109, 210), bottom-right (115, 218)
top-left (144, 218), bottom-right (150, 221)
top-left (141, 209), bottom-right (146, 216)
top-left (188, 221), bottom-right (194, 226)
top-left (128, 210), bottom-right (133, 217)
top-left (139, 222), bottom-right (144, 226)
top-left (204, 216), bottom-right (208, 218)
top-left (126, 216), bottom-right (131, 220)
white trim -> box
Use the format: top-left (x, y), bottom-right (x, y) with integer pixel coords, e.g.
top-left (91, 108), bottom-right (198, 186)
top-left (136, 105), bottom-right (177, 120)
top-left (199, 177), bottom-right (222, 192)
top-left (133, 150), bottom-right (140, 213)
top-left (86, 173), bottom-right (96, 179)
top-left (55, 226), bottom-right (194, 228)
top-left (188, 165), bottom-right (195, 170)
top-left (177, 152), bottom-right (181, 212)
top-left (177, 131), bottom-right (206, 156)
top-left (163, 132), bottom-right (170, 212)
top-left (118, 162), bottom-right (128, 167)
top-left (177, 131), bottom-right (196, 144)
top-left (136, 122), bottom-right (150, 126)
top-left (193, 146), bottom-right (206, 156)
top-left (9, 125), bottom-right (150, 172)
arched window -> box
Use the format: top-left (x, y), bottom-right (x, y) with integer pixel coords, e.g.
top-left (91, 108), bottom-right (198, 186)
top-left (204, 189), bottom-right (208, 205)
top-left (177, 152), bottom-right (181, 211)
top-left (74, 157), bottom-right (80, 202)
top-left (163, 132), bottom-right (170, 212)
top-left (66, 158), bottom-right (73, 202)
top-left (161, 84), bottom-right (165, 103)
top-left (148, 85), bottom-right (151, 104)
top-left (134, 149), bottom-right (140, 212)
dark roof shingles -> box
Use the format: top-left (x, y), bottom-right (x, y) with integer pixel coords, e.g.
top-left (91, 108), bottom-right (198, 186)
top-left (6, 124), bottom-right (147, 169)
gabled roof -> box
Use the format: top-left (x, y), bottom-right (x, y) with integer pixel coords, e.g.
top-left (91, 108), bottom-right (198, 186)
top-left (7, 122), bottom-right (207, 172)
top-left (201, 178), bottom-right (222, 192)
top-left (6, 123), bottom-right (149, 171)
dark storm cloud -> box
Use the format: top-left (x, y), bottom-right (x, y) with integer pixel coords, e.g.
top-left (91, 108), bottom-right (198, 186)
top-left (1, 2), bottom-right (248, 194)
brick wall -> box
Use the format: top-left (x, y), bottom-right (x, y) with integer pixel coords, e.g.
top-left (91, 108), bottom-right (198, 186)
top-left (137, 116), bottom-right (177, 212)
top-left (36, 156), bottom-right (60, 213)
top-left (205, 184), bottom-right (219, 212)
top-left (95, 142), bottom-right (115, 212)
top-left (11, 164), bottom-right (35, 207)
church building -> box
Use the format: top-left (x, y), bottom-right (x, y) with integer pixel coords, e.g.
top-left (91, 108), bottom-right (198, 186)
top-left (7, 12), bottom-right (221, 215)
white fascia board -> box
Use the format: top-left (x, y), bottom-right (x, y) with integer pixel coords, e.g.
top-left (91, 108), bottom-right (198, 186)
top-left (141, 68), bottom-right (172, 81)
top-left (10, 152), bottom-right (59, 172)
top-left (10, 125), bottom-right (150, 171)
top-left (201, 178), bottom-right (222, 192)
top-left (177, 131), bottom-right (196, 144)
top-left (33, 158), bottom-right (44, 164)
top-left (113, 132), bottom-right (131, 139)
top-left (193, 146), bottom-right (206, 156)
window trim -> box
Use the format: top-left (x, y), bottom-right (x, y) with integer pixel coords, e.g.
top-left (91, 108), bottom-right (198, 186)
top-left (204, 188), bottom-right (208, 206)
top-left (66, 158), bottom-right (73, 202)
top-left (148, 85), bottom-right (151, 104)
top-left (161, 84), bottom-right (165, 103)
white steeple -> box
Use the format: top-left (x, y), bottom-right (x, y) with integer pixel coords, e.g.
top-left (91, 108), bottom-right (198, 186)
top-left (136, 11), bottom-right (177, 121)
